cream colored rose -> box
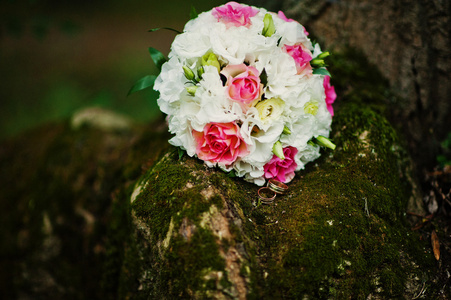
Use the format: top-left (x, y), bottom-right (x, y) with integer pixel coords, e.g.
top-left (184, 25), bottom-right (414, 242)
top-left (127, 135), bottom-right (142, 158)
top-left (255, 97), bottom-right (285, 123)
top-left (304, 101), bottom-right (319, 115)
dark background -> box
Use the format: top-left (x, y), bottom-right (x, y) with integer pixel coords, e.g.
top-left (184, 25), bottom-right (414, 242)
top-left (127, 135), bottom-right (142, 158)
top-left (0, 0), bottom-right (226, 140)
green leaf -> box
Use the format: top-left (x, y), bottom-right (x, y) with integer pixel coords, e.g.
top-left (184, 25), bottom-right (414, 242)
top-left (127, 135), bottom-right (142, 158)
top-left (312, 68), bottom-right (331, 77)
top-left (149, 47), bottom-right (168, 71)
top-left (127, 75), bottom-right (156, 96)
top-left (441, 132), bottom-right (451, 149)
top-left (148, 27), bottom-right (182, 34)
top-left (227, 170), bottom-right (237, 178)
top-left (178, 148), bottom-right (185, 160)
top-left (190, 6), bottom-right (198, 19)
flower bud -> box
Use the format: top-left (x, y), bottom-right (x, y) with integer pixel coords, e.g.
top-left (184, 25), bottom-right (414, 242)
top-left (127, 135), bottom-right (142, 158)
top-left (310, 58), bottom-right (325, 67)
top-left (315, 135), bottom-right (336, 150)
top-left (272, 141), bottom-right (285, 160)
top-left (317, 51), bottom-right (330, 59)
top-left (186, 86), bottom-right (198, 96)
top-left (262, 13), bottom-right (276, 37)
top-left (182, 65), bottom-right (196, 81)
top-left (282, 125), bottom-right (291, 135)
top-left (201, 52), bottom-right (221, 72)
top-left (197, 66), bottom-right (205, 78)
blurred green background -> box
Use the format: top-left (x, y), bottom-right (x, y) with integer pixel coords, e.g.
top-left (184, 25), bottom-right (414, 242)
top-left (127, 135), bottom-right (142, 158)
top-left (0, 0), bottom-right (226, 140)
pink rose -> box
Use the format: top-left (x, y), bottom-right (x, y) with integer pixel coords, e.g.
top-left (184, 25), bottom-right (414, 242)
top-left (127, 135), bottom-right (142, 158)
top-left (193, 122), bottom-right (249, 165)
top-left (221, 64), bottom-right (263, 109)
top-left (263, 146), bottom-right (298, 183)
top-left (212, 2), bottom-right (259, 28)
top-left (323, 75), bottom-right (336, 116)
top-left (277, 11), bottom-right (309, 35)
top-left (283, 43), bottom-right (313, 75)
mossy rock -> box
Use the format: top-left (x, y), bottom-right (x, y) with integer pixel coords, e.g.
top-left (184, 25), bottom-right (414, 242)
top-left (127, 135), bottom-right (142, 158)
top-left (0, 50), bottom-right (441, 298)
top-left (120, 102), bottom-right (435, 299)
top-left (0, 108), bottom-right (171, 299)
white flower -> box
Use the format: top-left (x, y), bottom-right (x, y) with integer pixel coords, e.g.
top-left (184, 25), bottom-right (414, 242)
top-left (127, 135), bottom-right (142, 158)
top-left (259, 50), bottom-right (303, 99)
top-left (276, 21), bottom-right (312, 50)
top-left (154, 57), bottom-right (187, 114)
top-left (312, 43), bottom-right (323, 58)
top-left (153, 3), bottom-right (336, 185)
top-left (170, 32), bottom-right (211, 62)
top-left (210, 24), bottom-right (270, 65)
top-left (280, 114), bottom-right (315, 148)
top-left (233, 159), bottom-right (266, 186)
top-left (240, 108), bottom-right (284, 168)
top-left (295, 143), bottom-right (321, 171)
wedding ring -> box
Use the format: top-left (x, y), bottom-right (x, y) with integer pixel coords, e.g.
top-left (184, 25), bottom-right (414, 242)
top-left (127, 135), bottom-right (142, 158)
top-left (267, 179), bottom-right (288, 194)
top-left (258, 187), bottom-right (276, 204)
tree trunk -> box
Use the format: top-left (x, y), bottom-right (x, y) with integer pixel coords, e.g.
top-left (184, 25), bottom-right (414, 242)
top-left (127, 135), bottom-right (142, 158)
top-left (248, 0), bottom-right (451, 170)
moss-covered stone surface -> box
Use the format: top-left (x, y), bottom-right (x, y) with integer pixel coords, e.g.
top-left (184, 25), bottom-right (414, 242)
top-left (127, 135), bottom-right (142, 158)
top-left (120, 101), bottom-right (436, 299)
top-left (0, 50), bottom-right (445, 299)
top-left (0, 112), bottom-right (171, 299)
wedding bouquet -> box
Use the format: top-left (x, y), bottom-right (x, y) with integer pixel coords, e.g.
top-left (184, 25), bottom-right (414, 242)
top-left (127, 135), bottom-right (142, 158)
top-left (137, 2), bottom-right (336, 186)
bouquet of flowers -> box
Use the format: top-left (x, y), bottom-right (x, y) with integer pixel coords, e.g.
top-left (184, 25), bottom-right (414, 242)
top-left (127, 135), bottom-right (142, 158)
top-left (136, 2), bottom-right (336, 186)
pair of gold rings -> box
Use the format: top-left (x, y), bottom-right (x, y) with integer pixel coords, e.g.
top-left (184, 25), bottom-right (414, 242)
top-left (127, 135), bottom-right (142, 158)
top-left (258, 179), bottom-right (289, 204)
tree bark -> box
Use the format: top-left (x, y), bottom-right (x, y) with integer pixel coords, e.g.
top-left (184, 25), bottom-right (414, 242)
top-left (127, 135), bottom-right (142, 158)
top-left (247, 0), bottom-right (451, 170)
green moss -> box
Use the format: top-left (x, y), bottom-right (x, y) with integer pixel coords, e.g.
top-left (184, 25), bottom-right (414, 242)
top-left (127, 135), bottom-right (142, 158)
top-left (2, 30), bottom-right (441, 298)
top-left (6, 99), bottom-right (426, 299)
top-left (133, 150), bottom-right (222, 240)
top-left (122, 150), bottom-right (239, 298)
top-left (241, 100), bottom-right (434, 299)
top-left (162, 227), bottom-right (227, 296)
top-left (119, 47), bottom-right (435, 298)
top-left (123, 115), bottom-right (429, 298)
